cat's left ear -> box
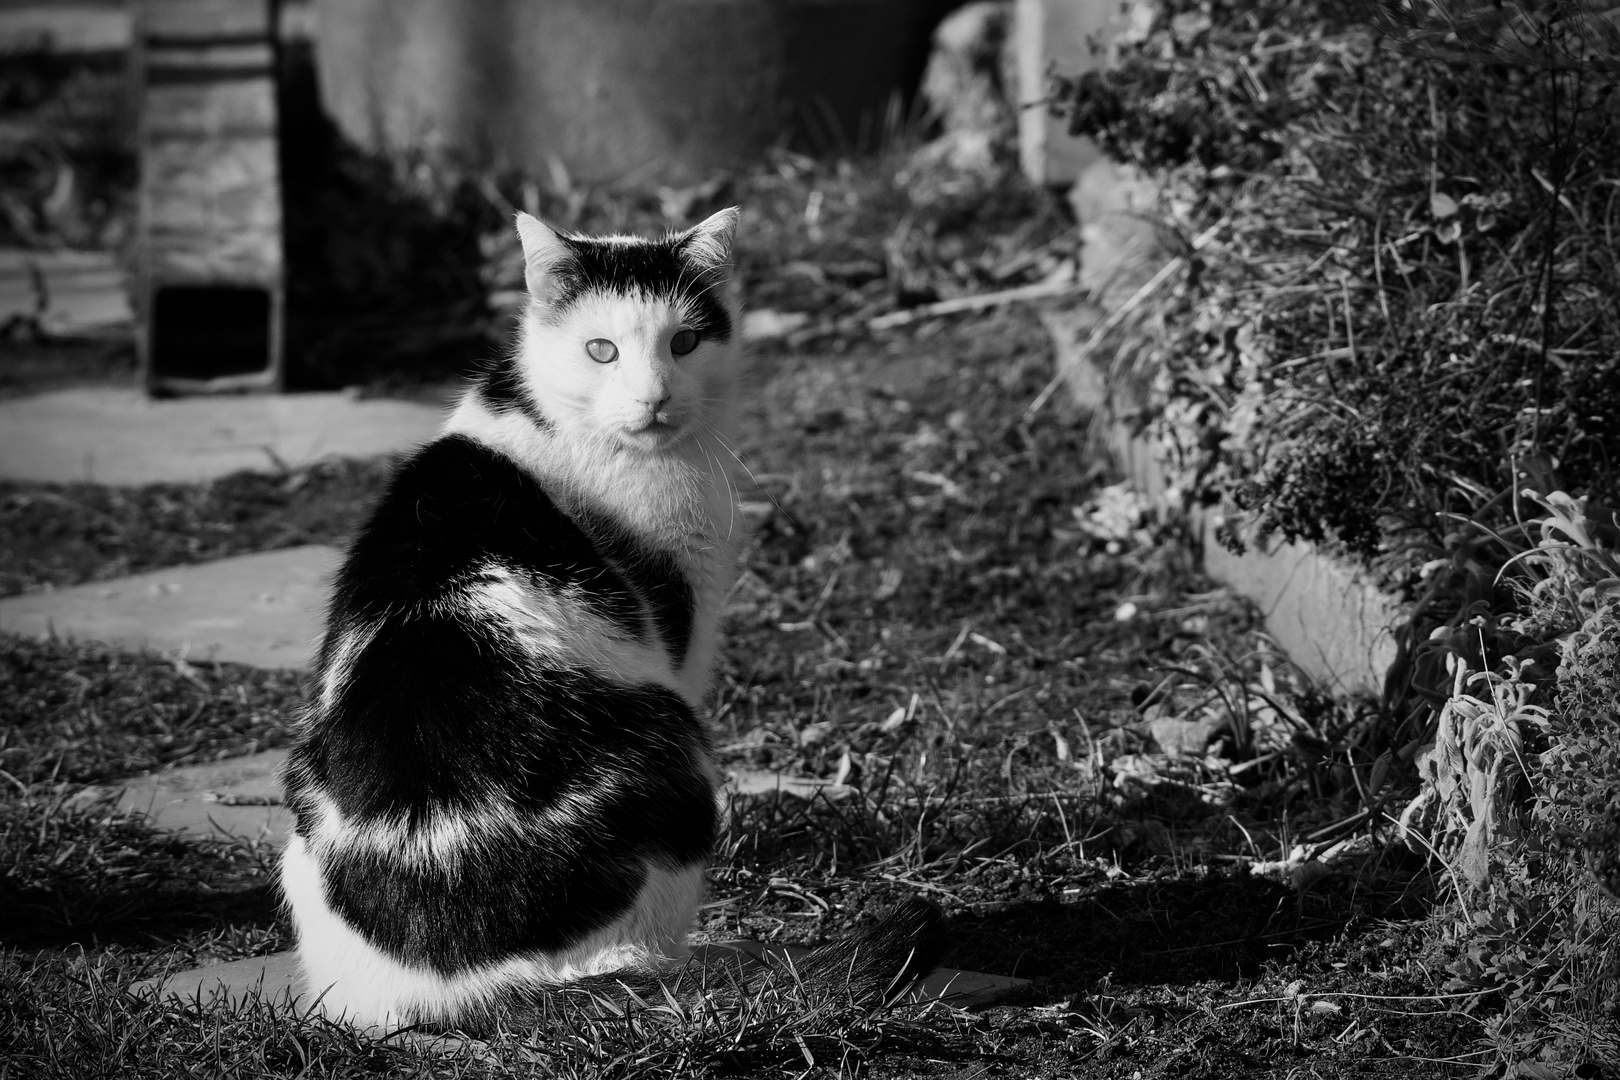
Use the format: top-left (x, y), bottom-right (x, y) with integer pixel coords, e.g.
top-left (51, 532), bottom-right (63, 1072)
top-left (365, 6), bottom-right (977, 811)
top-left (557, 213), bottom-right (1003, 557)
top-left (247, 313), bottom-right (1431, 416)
top-left (514, 212), bottom-right (574, 301)
top-left (678, 207), bottom-right (740, 269)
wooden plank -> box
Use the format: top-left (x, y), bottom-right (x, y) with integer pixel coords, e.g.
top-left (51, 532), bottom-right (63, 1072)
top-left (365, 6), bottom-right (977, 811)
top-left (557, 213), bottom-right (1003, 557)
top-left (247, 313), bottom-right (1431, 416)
top-left (145, 41), bottom-right (274, 82)
top-left (144, 76), bottom-right (277, 139)
top-left (142, 0), bottom-right (270, 39)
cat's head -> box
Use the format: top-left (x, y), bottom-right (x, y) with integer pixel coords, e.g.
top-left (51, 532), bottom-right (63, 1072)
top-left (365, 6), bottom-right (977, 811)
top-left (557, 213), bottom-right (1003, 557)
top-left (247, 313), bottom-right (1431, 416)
top-left (505, 208), bottom-right (740, 454)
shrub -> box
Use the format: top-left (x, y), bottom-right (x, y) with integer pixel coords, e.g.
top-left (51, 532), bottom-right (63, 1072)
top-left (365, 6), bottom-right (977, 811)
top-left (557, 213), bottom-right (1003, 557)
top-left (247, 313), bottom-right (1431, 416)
top-left (1053, 0), bottom-right (1620, 575)
top-left (1052, 0), bottom-right (1620, 1064)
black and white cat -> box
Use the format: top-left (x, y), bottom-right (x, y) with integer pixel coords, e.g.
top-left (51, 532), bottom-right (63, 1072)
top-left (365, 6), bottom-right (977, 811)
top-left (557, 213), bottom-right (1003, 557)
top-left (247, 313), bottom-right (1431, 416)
top-left (279, 209), bottom-right (942, 1029)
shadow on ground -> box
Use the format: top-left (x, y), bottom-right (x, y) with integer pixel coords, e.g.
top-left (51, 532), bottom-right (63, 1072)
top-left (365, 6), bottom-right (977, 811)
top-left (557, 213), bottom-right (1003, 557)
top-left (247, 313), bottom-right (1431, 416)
top-left (944, 862), bottom-right (1431, 996)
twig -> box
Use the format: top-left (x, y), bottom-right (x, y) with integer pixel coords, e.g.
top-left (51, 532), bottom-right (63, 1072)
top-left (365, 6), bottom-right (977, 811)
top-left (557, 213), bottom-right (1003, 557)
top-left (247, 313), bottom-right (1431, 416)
top-left (868, 278), bottom-right (1085, 331)
top-left (1023, 256), bottom-right (1184, 418)
top-left (1024, 220), bottom-right (1224, 420)
top-left (1217, 988), bottom-right (1494, 1010)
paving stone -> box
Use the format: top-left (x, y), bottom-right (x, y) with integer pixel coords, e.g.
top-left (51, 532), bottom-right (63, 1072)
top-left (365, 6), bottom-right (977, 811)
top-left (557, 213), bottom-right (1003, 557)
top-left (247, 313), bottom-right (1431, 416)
top-left (75, 744), bottom-right (851, 847)
top-left (132, 946), bottom-right (1028, 1026)
top-left (81, 749), bottom-right (294, 846)
top-left (0, 386), bottom-right (445, 485)
top-left (0, 545), bottom-right (340, 670)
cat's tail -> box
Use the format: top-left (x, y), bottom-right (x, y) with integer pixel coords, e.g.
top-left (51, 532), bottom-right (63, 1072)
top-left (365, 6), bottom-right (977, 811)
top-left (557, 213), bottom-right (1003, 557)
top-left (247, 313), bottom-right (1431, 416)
top-left (496, 897), bottom-right (948, 1032)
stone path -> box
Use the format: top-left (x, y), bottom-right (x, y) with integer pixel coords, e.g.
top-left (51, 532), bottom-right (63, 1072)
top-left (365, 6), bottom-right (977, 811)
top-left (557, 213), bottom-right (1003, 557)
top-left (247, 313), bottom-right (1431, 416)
top-left (77, 747), bottom-right (854, 851)
top-left (0, 386), bottom-right (446, 485)
top-left (0, 546), bottom-right (340, 669)
top-left (80, 749), bottom-right (295, 845)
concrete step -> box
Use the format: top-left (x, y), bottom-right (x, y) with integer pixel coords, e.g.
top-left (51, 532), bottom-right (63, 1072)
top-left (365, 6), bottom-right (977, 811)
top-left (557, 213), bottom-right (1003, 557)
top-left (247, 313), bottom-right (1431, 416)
top-left (73, 742), bottom-right (857, 848)
top-left (78, 748), bottom-right (295, 845)
top-left (0, 386), bottom-right (445, 485)
top-left (0, 545), bottom-right (340, 670)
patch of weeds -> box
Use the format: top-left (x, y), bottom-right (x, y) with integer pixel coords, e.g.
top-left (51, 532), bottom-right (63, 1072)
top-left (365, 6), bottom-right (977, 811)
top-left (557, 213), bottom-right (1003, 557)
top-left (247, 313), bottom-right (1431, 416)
top-left (1392, 492), bottom-right (1620, 1068)
top-left (1, 949), bottom-right (444, 1079)
top-left (0, 635), bottom-right (296, 951)
top-left (0, 791), bottom-right (278, 952)
top-left (0, 633), bottom-right (305, 786)
top-left (0, 455), bottom-right (397, 597)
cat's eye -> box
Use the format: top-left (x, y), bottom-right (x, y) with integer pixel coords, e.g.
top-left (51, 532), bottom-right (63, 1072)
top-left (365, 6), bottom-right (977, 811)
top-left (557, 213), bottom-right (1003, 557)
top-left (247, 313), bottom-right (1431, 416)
top-left (670, 328), bottom-right (700, 357)
top-left (586, 338), bottom-right (618, 364)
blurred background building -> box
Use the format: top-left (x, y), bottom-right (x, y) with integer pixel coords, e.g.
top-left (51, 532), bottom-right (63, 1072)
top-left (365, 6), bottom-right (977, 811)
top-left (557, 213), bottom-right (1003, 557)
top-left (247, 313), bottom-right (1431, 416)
top-left (0, 0), bottom-right (1128, 392)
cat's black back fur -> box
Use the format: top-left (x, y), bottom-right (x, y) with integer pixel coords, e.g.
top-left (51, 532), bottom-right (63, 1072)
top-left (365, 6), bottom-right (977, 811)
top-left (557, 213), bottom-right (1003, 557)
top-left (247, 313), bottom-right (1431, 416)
top-left (282, 434), bottom-right (716, 975)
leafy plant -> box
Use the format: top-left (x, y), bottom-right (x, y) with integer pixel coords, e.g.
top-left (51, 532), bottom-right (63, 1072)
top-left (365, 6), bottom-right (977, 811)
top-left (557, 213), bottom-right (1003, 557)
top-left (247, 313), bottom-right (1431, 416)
top-left (1052, 0), bottom-right (1620, 575)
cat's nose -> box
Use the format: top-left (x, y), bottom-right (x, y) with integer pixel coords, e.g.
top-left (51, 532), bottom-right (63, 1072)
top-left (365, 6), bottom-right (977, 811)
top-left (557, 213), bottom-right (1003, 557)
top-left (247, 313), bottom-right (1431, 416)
top-left (645, 393), bottom-right (671, 415)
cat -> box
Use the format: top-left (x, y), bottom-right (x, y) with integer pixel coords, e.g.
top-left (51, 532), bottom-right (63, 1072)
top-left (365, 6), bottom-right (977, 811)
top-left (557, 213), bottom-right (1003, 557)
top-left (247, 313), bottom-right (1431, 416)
top-left (278, 208), bottom-right (944, 1030)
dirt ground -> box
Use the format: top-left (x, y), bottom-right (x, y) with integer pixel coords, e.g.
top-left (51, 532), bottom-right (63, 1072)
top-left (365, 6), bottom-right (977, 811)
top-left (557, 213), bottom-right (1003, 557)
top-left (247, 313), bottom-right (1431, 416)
top-left (1, 312), bottom-right (1478, 1077)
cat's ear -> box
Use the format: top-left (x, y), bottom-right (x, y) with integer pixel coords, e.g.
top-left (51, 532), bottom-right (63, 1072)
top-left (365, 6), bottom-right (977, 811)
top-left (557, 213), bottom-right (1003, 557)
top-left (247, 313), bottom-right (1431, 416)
top-left (514, 212), bottom-right (573, 301)
top-left (678, 207), bottom-right (740, 269)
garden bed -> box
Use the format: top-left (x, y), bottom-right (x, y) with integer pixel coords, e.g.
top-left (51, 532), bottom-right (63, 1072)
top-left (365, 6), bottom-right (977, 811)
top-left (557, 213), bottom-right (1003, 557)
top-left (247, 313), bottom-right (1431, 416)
top-left (1050, 0), bottom-right (1620, 1066)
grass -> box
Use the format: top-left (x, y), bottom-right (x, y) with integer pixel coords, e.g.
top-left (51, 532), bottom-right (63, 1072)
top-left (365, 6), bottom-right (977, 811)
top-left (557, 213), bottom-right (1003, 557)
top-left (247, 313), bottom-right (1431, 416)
top-left (0, 457), bottom-right (398, 599)
top-left (0, 305), bottom-right (1482, 1076)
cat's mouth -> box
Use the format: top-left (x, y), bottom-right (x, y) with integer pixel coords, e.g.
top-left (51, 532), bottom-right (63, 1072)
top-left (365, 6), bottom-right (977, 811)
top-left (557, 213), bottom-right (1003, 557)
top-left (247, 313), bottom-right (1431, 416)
top-left (621, 417), bottom-right (684, 449)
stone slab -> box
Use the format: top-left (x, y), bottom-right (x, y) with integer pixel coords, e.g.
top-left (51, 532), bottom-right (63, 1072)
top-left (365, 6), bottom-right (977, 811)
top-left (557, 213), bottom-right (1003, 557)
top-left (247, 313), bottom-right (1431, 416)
top-left (0, 545), bottom-right (340, 670)
top-left (84, 748), bottom-right (294, 845)
top-left (0, 386), bottom-right (445, 485)
top-left (133, 946), bottom-right (1028, 1023)
top-left (0, 248), bottom-right (132, 338)
top-left (1202, 525), bottom-right (1402, 697)
top-left (72, 743), bottom-right (856, 847)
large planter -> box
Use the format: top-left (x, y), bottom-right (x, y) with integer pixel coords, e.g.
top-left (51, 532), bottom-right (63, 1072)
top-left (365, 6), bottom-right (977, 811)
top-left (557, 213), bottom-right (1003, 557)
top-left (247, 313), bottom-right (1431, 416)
top-left (312, 0), bottom-right (945, 183)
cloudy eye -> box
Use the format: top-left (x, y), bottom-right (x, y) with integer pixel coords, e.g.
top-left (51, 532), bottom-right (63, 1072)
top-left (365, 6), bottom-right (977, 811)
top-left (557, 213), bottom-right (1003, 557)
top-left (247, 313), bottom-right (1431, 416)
top-left (670, 328), bottom-right (700, 357)
top-left (586, 338), bottom-right (618, 364)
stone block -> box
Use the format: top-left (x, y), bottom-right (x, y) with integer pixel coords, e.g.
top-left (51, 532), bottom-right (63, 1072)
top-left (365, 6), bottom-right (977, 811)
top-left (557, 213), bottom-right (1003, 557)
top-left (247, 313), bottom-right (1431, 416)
top-left (1068, 158), bottom-right (1163, 305)
top-left (0, 386), bottom-right (443, 485)
top-left (0, 545), bottom-right (340, 669)
top-left (1014, 0), bottom-right (1128, 188)
top-left (80, 748), bottom-right (294, 845)
top-left (1200, 523), bottom-right (1401, 697)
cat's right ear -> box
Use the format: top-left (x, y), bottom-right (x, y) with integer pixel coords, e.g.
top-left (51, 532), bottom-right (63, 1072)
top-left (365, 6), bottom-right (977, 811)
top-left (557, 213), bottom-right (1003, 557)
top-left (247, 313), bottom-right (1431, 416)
top-left (515, 212), bottom-right (572, 302)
